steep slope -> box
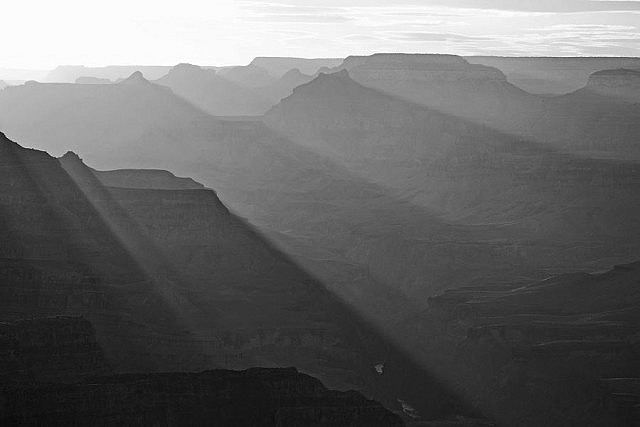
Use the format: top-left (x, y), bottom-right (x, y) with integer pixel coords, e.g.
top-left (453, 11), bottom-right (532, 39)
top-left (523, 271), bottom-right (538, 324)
top-left (0, 72), bottom-right (215, 163)
top-left (63, 152), bottom-right (486, 421)
top-left (405, 261), bottom-right (640, 426)
top-left (468, 56), bottom-right (640, 95)
top-left (257, 68), bottom-right (314, 103)
top-left (265, 70), bottom-right (640, 295)
top-left (251, 57), bottom-right (344, 77)
top-left (0, 134), bottom-right (474, 419)
top-left (156, 63), bottom-right (273, 116)
top-left (329, 53), bottom-right (541, 132)
top-left (0, 132), bottom-right (198, 373)
top-left (526, 69), bottom-right (640, 160)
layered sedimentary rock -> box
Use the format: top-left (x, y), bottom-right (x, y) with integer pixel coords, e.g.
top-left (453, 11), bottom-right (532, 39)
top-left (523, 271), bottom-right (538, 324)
top-left (58, 150), bottom-right (476, 422)
top-left (156, 64), bottom-right (273, 116)
top-left (265, 70), bottom-right (640, 292)
top-left (0, 133), bottom-right (473, 420)
top-left (405, 261), bottom-right (640, 426)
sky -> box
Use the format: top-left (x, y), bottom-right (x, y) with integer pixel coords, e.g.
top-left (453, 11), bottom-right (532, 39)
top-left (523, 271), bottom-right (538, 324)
top-left (2, 0), bottom-right (639, 69)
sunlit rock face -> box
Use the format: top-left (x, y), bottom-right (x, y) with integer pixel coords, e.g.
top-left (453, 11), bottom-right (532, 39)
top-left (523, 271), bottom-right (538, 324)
top-left (0, 317), bottom-right (404, 427)
top-left (526, 69), bottom-right (640, 160)
top-left (156, 63), bottom-right (273, 116)
top-left (406, 261), bottom-right (640, 427)
top-left (330, 53), bottom-right (540, 132)
top-left (467, 56), bottom-right (640, 95)
top-left (1, 133), bottom-right (389, 394)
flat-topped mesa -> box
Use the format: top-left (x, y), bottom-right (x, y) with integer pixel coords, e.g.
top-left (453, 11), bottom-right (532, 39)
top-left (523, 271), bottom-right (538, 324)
top-left (339, 53), bottom-right (507, 81)
top-left (584, 68), bottom-right (640, 101)
top-left (342, 53), bottom-right (469, 68)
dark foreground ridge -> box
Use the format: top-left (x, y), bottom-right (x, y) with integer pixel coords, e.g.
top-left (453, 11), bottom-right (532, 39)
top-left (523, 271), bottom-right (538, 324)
top-left (0, 317), bottom-right (403, 427)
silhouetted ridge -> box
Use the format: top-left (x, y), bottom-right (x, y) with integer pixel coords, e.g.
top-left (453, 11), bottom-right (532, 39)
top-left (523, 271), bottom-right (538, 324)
top-left (156, 62), bottom-right (272, 115)
top-left (584, 68), bottom-right (640, 100)
top-left (119, 70), bottom-right (149, 85)
top-left (0, 317), bottom-right (404, 426)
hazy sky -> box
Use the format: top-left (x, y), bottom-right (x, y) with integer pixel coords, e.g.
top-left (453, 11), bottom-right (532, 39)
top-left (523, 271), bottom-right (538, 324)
top-left (3, 0), bottom-right (640, 69)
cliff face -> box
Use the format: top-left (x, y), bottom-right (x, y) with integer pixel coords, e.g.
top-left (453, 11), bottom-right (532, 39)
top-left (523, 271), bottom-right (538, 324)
top-left (405, 261), bottom-right (640, 426)
top-left (58, 151), bottom-right (480, 422)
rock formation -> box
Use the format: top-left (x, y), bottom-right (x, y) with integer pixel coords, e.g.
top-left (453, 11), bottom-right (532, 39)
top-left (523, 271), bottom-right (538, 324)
top-left (156, 63), bottom-right (273, 116)
top-left (525, 68), bottom-right (640, 160)
top-left (250, 57), bottom-right (344, 78)
top-left (467, 56), bottom-right (640, 95)
top-left (75, 76), bottom-right (112, 84)
top-left (326, 53), bottom-right (540, 132)
top-left (257, 68), bottom-right (314, 103)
